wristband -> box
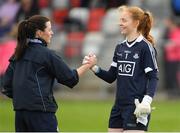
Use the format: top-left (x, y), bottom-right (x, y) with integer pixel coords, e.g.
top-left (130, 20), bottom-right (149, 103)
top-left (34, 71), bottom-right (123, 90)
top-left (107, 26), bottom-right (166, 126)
top-left (91, 65), bottom-right (100, 73)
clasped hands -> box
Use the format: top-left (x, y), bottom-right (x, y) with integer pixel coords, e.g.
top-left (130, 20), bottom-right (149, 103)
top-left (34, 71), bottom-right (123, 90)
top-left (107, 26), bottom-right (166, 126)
top-left (82, 53), bottom-right (97, 70)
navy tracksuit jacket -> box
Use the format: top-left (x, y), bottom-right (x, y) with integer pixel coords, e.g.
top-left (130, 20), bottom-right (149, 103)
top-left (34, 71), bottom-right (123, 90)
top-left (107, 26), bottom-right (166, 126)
top-left (2, 38), bottom-right (79, 113)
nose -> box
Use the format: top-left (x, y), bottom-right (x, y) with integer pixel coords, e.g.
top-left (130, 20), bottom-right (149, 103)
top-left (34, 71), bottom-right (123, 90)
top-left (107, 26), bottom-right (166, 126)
top-left (118, 21), bottom-right (123, 26)
top-left (51, 31), bottom-right (54, 35)
top-left (119, 23), bottom-right (123, 27)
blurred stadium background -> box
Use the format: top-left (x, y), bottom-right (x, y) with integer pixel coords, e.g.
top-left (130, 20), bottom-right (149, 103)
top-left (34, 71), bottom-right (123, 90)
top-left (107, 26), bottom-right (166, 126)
top-left (0, 0), bottom-right (180, 132)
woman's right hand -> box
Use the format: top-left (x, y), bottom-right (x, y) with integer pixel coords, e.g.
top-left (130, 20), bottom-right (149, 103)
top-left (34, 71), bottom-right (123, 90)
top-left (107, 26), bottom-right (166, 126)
top-left (82, 53), bottom-right (97, 68)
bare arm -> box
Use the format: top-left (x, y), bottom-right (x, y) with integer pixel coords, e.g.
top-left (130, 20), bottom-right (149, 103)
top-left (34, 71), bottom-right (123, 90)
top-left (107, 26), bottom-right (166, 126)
top-left (76, 64), bottom-right (91, 77)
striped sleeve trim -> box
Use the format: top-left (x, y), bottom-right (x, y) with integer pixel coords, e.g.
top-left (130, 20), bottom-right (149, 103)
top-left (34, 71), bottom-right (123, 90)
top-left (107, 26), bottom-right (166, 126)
top-left (143, 38), bottom-right (158, 70)
top-left (144, 67), bottom-right (153, 73)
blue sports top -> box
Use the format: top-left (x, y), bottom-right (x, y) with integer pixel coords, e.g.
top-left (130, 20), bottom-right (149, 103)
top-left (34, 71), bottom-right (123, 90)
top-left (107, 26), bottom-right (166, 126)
top-left (95, 35), bottom-right (158, 105)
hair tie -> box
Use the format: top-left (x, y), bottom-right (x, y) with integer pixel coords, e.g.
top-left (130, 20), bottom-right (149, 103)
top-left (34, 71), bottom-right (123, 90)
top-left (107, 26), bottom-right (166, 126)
top-left (24, 20), bottom-right (28, 23)
top-left (24, 20), bottom-right (29, 27)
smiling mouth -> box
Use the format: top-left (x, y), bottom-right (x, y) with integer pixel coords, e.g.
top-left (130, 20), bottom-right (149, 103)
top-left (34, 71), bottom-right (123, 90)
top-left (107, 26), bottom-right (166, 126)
top-left (120, 26), bottom-right (125, 28)
top-left (120, 27), bottom-right (126, 31)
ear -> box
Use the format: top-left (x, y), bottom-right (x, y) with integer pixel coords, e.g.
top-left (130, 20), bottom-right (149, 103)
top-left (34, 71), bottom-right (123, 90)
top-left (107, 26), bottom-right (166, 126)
top-left (35, 30), bottom-right (42, 38)
top-left (134, 20), bottom-right (139, 28)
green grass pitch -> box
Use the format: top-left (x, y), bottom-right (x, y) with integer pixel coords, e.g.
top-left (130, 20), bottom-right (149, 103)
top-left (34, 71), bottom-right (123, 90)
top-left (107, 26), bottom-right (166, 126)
top-left (0, 99), bottom-right (180, 132)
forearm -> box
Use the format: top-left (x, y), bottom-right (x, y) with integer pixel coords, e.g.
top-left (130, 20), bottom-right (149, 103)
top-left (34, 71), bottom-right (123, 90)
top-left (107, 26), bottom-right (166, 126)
top-left (76, 64), bottom-right (90, 77)
top-left (146, 78), bottom-right (158, 98)
top-left (94, 66), bottom-right (117, 83)
top-left (146, 70), bottom-right (159, 98)
top-left (2, 64), bottom-right (14, 98)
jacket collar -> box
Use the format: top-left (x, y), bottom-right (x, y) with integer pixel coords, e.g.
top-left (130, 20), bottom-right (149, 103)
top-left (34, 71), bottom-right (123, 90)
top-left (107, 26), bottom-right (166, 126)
top-left (28, 38), bottom-right (47, 47)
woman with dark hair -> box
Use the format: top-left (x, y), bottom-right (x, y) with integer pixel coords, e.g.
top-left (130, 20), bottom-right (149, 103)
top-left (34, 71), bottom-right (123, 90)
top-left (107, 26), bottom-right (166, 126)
top-left (1, 15), bottom-right (95, 132)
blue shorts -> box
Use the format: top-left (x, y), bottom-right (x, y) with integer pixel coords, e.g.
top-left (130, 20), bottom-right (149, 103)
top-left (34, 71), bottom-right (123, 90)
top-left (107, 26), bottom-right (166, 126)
top-left (15, 110), bottom-right (58, 132)
top-left (109, 105), bottom-right (150, 131)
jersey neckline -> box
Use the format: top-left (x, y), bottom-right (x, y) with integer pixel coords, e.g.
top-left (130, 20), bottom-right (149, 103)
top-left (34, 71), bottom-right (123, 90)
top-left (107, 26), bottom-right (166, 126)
top-left (125, 34), bottom-right (144, 48)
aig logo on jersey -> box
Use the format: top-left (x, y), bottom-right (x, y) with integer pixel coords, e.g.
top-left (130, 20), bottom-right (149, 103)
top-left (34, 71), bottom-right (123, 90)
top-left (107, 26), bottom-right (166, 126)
top-left (118, 61), bottom-right (135, 76)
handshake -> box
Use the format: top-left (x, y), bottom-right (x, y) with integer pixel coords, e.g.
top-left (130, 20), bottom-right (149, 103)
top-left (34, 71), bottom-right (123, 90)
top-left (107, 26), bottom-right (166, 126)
top-left (82, 53), bottom-right (100, 73)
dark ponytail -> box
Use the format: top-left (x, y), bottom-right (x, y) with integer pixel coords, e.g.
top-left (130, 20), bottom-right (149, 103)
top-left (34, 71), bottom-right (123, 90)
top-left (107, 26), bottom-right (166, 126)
top-left (14, 20), bottom-right (29, 60)
top-left (14, 15), bottom-right (50, 60)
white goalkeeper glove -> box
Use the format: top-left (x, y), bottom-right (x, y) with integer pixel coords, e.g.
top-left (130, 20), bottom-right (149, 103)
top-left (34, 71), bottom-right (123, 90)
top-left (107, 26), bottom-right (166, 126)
top-left (134, 95), bottom-right (152, 118)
